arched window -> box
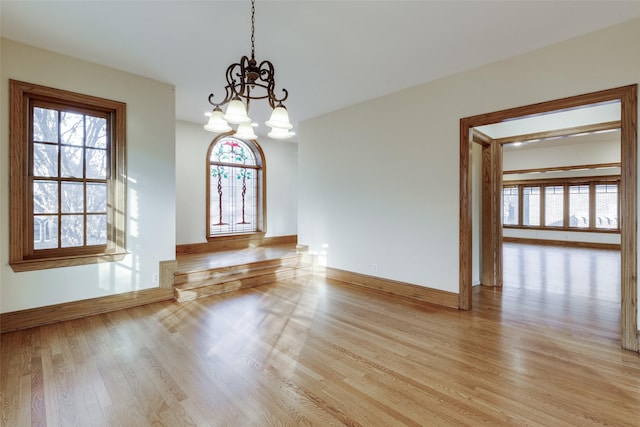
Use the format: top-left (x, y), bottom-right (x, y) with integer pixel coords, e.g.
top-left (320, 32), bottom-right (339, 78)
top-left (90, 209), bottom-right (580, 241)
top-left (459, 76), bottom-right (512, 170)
top-left (207, 136), bottom-right (265, 238)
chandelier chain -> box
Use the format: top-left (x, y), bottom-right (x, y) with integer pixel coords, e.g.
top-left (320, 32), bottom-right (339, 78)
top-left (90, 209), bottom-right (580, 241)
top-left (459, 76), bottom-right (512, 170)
top-left (250, 0), bottom-right (255, 59)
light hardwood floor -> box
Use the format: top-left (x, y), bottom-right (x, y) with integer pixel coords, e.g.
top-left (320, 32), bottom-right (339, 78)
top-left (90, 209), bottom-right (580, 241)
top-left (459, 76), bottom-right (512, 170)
top-left (2, 244), bottom-right (639, 426)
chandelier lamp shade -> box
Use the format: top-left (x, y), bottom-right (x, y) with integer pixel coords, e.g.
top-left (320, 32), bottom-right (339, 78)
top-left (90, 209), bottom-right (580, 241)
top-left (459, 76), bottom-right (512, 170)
top-left (204, 0), bottom-right (294, 140)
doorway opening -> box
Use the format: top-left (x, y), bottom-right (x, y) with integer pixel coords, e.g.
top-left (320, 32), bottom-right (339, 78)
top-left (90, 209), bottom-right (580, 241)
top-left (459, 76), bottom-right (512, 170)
top-left (459, 85), bottom-right (638, 352)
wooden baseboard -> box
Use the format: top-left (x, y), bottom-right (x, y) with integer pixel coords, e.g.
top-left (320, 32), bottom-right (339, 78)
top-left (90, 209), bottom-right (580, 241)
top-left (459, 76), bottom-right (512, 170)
top-left (326, 267), bottom-right (459, 309)
top-left (176, 235), bottom-right (297, 255)
top-left (0, 287), bottom-right (174, 333)
top-left (503, 237), bottom-right (620, 250)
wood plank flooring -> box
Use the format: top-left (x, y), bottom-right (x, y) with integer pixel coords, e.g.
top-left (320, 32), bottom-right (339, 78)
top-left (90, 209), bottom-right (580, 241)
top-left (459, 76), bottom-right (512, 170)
top-left (2, 244), bottom-right (639, 426)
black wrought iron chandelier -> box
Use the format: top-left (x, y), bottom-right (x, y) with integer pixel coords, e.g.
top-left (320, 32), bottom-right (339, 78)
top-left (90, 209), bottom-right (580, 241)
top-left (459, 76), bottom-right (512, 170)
top-left (204, 0), bottom-right (294, 140)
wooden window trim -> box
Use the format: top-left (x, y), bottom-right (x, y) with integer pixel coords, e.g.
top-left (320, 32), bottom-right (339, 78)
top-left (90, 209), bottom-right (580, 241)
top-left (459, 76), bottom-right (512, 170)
top-left (504, 162), bottom-right (620, 175)
top-left (9, 80), bottom-right (127, 272)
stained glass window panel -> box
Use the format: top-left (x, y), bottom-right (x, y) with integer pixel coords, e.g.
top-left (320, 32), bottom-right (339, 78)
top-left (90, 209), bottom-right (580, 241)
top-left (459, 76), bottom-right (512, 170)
top-left (210, 137), bottom-right (257, 166)
top-left (209, 137), bottom-right (261, 236)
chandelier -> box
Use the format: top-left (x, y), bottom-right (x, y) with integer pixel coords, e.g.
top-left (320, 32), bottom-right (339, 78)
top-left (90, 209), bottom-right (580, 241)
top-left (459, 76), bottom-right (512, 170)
top-left (204, 0), bottom-right (294, 140)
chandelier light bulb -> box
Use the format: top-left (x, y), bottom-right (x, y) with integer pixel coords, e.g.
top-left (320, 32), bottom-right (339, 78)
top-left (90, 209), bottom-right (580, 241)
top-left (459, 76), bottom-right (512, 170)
top-left (268, 127), bottom-right (294, 140)
top-left (234, 122), bottom-right (258, 140)
top-left (266, 105), bottom-right (293, 129)
top-left (204, 108), bottom-right (232, 133)
top-left (223, 98), bottom-right (251, 124)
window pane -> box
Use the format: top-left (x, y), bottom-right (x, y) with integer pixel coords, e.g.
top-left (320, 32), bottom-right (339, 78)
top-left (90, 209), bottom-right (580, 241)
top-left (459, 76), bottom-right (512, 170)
top-left (522, 187), bottom-right (540, 226)
top-left (61, 215), bottom-right (84, 247)
top-left (33, 181), bottom-right (58, 214)
top-left (210, 165), bottom-right (258, 234)
top-left (503, 187), bottom-right (519, 225)
top-left (86, 116), bottom-right (107, 148)
top-left (545, 186), bottom-right (564, 227)
top-left (87, 214), bottom-right (107, 245)
top-left (210, 137), bottom-right (257, 166)
top-left (61, 182), bottom-right (84, 213)
top-left (61, 146), bottom-right (83, 178)
top-left (61, 111), bottom-right (84, 146)
top-left (86, 148), bottom-right (107, 179)
top-left (596, 184), bottom-right (618, 229)
top-left (34, 215), bottom-right (58, 249)
top-left (569, 185), bottom-right (590, 228)
top-left (87, 183), bottom-right (107, 213)
top-left (33, 143), bottom-right (59, 177)
top-left (33, 107), bottom-right (58, 143)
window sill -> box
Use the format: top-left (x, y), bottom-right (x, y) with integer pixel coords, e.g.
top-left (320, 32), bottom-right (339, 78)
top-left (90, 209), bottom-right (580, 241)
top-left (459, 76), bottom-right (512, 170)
top-left (10, 251), bottom-right (127, 272)
top-left (503, 225), bottom-right (620, 234)
top-left (206, 232), bottom-right (266, 242)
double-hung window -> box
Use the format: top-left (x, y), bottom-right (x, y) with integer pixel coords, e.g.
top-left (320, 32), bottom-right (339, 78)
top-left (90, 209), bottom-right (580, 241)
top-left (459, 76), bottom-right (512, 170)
top-left (9, 80), bottom-right (127, 271)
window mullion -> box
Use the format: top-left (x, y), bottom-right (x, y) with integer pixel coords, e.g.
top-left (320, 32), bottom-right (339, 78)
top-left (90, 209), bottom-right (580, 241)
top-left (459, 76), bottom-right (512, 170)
top-left (540, 185), bottom-right (545, 228)
top-left (589, 183), bottom-right (596, 229)
top-left (57, 109), bottom-right (62, 249)
top-left (518, 185), bottom-right (523, 226)
top-left (562, 184), bottom-right (569, 229)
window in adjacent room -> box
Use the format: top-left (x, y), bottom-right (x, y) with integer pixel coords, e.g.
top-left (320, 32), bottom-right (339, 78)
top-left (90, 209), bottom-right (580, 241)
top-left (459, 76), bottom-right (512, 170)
top-left (502, 178), bottom-right (619, 232)
top-left (9, 80), bottom-right (127, 272)
top-left (522, 186), bottom-right (541, 226)
top-left (595, 183), bottom-right (619, 229)
top-left (502, 186), bottom-right (519, 225)
top-left (545, 185), bottom-right (564, 227)
top-left (569, 184), bottom-right (590, 228)
top-left (207, 135), bottom-right (264, 238)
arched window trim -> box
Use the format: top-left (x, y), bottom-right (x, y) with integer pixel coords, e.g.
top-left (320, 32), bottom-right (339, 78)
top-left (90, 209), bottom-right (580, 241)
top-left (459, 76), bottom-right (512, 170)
top-left (206, 133), bottom-right (266, 240)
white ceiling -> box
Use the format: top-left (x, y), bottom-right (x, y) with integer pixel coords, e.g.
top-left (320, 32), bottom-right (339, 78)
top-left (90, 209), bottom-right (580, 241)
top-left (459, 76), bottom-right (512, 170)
top-left (2, 1), bottom-right (640, 142)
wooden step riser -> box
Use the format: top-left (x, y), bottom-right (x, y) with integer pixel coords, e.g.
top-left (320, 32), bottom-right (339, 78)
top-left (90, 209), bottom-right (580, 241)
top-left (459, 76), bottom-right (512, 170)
top-left (175, 264), bottom-right (312, 291)
top-left (174, 267), bottom-right (311, 302)
top-left (174, 261), bottom-right (306, 288)
top-left (174, 256), bottom-right (304, 285)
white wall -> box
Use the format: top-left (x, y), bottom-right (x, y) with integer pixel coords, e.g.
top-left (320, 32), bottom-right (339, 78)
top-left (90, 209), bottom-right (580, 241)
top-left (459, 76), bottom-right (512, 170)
top-left (0, 39), bottom-right (176, 313)
top-left (298, 18), bottom-right (640, 303)
top-left (175, 121), bottom-right (297, 244)
top-left (503, 135), bottom-right (620, 171)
